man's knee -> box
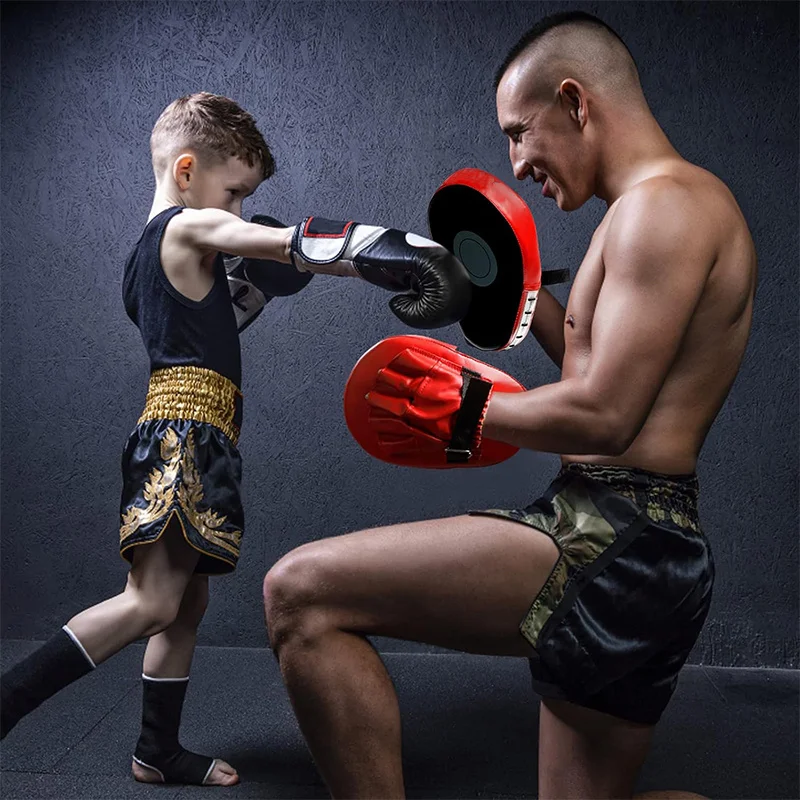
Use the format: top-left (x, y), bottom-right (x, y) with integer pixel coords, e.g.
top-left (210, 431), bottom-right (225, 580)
top-left (263, 545), bottom-right (332, 653)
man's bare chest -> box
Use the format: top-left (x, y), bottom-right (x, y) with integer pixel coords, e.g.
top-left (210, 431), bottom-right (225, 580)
top-left (563, 234), bottom-right (606, 358)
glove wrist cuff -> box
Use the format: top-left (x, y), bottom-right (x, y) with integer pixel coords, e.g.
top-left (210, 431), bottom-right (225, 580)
top-left (291, 217), bottom-right (385, 278)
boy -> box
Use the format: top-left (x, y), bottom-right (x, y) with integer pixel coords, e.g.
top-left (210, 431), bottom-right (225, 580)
top-left (1, 92), bottom-right (470, 785)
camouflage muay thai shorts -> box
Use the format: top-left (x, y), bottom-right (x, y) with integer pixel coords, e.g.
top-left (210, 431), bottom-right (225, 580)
top-left (470, 462), bottom-right (714, 724)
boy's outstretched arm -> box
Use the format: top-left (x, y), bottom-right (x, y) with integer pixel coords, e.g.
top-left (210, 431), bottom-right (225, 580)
top-left (173, 208), bottom-right (473, 331)
top-left (174, 208), bottom-right (293, 262)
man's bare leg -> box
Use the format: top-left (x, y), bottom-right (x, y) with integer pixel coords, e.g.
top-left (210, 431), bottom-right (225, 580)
top-left (538, 696), bottom-right (655, 799)
top-left (263, 514), bottom-right (560, 799)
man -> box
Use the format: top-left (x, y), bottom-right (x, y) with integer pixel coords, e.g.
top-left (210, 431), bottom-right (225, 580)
top-left (262, 12), bottom-right (757, 798)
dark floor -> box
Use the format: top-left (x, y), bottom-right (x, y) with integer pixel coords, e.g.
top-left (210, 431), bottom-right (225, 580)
top-left (0, 640), bottom-right (797, 799)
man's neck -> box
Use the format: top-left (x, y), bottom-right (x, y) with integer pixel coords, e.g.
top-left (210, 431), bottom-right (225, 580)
top-left (595, 113), bottom-right (680, 205)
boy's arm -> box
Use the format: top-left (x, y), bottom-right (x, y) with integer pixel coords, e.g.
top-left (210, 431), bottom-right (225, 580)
top-left (173, 208), bottom-right (472, 331)
top-left (174, 208), bottom-right (293, 262)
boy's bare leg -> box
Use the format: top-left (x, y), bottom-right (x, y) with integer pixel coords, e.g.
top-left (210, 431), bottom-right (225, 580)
top-left (133, 573), bottom-right (238, 786)
top-left (263, 514), bottom-right (561, 799)
top-left (67, 516), bottom-right (202, 663)
top-left (1, 516), bottom-right (202, 741)
top-left (142, 574), bottom-right (209, 677)
top-left (68, 519), bottom-right (236, 786)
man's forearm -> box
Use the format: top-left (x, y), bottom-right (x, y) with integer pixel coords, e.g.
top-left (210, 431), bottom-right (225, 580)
top-left (482, 379), bottom-right (627, 456)
top-left (529, 288), bottom-right (566, 368)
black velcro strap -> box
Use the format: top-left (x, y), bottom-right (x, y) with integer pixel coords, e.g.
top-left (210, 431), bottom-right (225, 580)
top-left (542, 268), bottom-right (571, 285)
top-left (251, 214), bottom-right (285, 229)
top-left (304, 217), bottom-right (352, 237)
top-left (445, 368), bottom-right (492, 464)
top-left (292, 217), bottom-right (357, 269)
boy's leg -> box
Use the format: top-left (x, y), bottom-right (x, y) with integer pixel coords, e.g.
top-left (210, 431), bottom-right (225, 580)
top-left (1, 515), bottom-right (198, 738)
top-left (132, 575), bottom-right (238, 787)
top-left (67, 515), bottom-right (201, 661)
top-left (142, 574), bottom-right (209, 677)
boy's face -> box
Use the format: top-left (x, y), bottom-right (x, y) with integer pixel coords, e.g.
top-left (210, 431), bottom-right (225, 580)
top-left (182, 155), bottom-right (263, 217)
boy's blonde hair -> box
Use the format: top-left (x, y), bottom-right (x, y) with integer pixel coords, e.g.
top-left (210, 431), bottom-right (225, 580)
top-left (151, 92), bottom-right (275, 180)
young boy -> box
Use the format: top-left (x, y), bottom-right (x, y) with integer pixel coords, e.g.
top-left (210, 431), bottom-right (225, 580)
top-left (1, 92), bottom-right (470, 786)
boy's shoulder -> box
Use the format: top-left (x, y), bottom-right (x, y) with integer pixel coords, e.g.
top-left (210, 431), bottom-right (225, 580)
top-left (163, 207), bottom-right (231, 242)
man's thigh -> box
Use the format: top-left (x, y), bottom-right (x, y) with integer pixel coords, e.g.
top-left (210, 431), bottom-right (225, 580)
top-left (268, 514), bottom-right (559, 657)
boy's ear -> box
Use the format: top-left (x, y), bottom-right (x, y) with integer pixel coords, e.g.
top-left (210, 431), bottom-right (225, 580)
top-left (173, 153), bottom-right (195, 191)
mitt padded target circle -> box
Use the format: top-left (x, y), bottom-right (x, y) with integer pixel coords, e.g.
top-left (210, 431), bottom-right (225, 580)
top-left (453, 230), bottom-right (498, 288)
top-left (429, 185), bottom-right (523, 351)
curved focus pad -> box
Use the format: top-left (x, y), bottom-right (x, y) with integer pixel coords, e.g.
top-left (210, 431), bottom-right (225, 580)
top-left (345, 335), bottom-right (524, 469)
top-left (429, 168), bottom-right (565, 351)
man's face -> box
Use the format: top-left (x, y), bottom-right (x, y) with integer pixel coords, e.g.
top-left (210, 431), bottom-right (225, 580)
top-left (190, 156), bottom-right (263, 217)
top-left (496, 65), bottom-right (593, 211)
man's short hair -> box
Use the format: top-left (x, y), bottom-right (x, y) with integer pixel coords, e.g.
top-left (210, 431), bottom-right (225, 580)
top-left (494, 11), bottom-right (636, 90)
top-left (151, 92), bottom-right (275, 180)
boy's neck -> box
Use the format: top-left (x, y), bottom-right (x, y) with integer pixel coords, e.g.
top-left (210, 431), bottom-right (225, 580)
top-left (148, 185), bottom-right (184, 223)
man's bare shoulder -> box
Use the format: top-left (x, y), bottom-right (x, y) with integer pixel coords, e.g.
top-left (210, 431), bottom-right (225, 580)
top-left (617, 171), bottom-right (712, 224)
top-left (602, 174), bottom-right (718, 281)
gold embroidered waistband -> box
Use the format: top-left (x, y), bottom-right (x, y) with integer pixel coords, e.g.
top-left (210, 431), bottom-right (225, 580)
top-left (138, 366), bottom-right (242, 444)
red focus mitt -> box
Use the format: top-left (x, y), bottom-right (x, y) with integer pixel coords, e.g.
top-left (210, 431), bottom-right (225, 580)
top-left (428, 168), bottom-right (570, 350)
top-left (344, 335), bottom-right (525, 468)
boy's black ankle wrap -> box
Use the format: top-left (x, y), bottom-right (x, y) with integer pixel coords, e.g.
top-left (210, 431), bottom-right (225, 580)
top-left (133, 675), bottom-right (215, 785)
top-left (1, 626), bottom-right (95, 739)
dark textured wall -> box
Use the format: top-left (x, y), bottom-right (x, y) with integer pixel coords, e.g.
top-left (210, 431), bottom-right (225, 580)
top-left (1, 1), bottom-right (797, 667)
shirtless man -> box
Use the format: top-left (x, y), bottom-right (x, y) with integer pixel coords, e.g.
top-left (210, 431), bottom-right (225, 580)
top-left (261, 12), bottom-right (757, 798)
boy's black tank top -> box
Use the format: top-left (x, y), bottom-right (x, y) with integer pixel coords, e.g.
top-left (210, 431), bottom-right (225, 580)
top-left (122, 207), bottom-right (241, 388)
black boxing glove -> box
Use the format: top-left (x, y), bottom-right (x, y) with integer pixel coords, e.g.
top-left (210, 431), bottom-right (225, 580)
top-left (290, 217), bottom-right (471, 329)
top-left (224, 215), bottom-right (314, 332)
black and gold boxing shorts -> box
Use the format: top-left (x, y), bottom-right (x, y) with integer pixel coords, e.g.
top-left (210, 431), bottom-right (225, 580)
top-left (119, 366), bottom-right (244, 575)
top-left (470, 462), bottom-right (714, 724)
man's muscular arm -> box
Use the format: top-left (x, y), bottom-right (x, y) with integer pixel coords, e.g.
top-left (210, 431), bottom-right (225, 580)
top-left (483, 179), bottom-right (716, 455)
top-left (530, 287), bottom-right (567, 368)
top-left (173, 208), bottom-right (293, 262)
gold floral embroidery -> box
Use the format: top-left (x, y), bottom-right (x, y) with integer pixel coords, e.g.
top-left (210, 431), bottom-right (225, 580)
top-left (120, 428), bottom-right (182, 542)
top-left (119, 427), bottom-right (242, 558)
top-left (178, 431), bottom-right (242, 557)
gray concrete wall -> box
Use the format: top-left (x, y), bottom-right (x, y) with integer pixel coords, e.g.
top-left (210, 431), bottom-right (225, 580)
top-left (1, 2), bottom-right (797, 666)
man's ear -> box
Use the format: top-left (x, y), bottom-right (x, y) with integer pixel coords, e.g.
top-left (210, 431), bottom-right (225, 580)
top-left (559, 79), bottom-right (587, 129)
top-left (173, 153), bottom-right (195, 191)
